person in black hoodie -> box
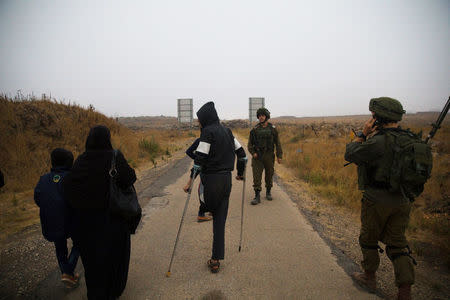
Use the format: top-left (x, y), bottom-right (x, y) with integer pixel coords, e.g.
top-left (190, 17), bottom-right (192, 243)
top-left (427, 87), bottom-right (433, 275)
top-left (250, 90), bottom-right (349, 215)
top-left (34, 148), bottom-right (80, 287)
top-left (63, 125), bottom-right (136, 300)
top-left (193, 102), bottom-right (246, 273)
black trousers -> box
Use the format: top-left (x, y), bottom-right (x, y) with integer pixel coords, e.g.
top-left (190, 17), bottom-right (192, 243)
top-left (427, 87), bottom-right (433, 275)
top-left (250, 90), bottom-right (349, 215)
top-left (201, 172), bottom-right (232, 260)
top-left (54, 237), bottom-right (80, 276)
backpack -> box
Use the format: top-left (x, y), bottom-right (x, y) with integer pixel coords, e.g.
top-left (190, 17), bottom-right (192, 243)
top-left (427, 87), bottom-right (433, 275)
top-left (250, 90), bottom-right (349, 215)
top-left (385, 129), bottom-right (433, 200)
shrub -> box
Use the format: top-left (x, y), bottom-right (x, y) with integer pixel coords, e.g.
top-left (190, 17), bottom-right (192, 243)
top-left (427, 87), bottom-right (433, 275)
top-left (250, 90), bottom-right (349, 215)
top-left (139, 137), bottom-right (161, 157)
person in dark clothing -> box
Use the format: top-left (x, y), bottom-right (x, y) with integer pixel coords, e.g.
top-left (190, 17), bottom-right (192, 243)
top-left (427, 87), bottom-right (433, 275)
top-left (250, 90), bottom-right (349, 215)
top-left (63, 125), bottom-right (136, 300)
top-left (183, 138), bottom-right (212, 222)
top-left (0, 169), bottom-right (4, 188)
top-left (34, 148), bottom-right (80, 287)
top-left (192, 102), bottom-right (246, 273)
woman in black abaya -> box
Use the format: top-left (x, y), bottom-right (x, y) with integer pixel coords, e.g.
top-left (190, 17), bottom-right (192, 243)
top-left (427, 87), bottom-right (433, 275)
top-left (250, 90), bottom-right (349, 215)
top-left (63, 125), bottom-right (136, 299)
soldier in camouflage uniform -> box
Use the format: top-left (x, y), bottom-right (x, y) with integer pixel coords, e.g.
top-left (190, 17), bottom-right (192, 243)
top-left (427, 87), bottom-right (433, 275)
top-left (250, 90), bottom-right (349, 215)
top-left (248, 108), bottom-right (283, 205)
top-left (345, 97), bottom-right (415, 300)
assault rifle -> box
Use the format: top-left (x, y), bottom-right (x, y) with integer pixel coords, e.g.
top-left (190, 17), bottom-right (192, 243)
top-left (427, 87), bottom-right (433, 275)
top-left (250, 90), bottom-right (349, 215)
top-left (424, 96), bottom-right (450, 144)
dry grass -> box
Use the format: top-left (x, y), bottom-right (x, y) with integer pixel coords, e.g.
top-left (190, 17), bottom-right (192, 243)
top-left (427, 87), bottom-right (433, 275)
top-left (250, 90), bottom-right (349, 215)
top-left (0, 95), bottom-right (193, 241)
top-left (234, 115), bottom-right (450, 262)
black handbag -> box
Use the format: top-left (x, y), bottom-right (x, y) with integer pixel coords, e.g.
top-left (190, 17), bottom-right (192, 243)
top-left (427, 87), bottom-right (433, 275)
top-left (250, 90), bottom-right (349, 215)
top-left (109, 150), bottom-right (142, 233)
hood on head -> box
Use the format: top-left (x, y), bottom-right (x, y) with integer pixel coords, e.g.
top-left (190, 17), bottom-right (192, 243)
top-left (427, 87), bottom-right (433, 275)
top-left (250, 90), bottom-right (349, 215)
top-left (196, 102), bottom-right (219, 127)
top-left (85, 125), bottom-right (113, 151)
top-left (51, 148), bottom-right (74, 169)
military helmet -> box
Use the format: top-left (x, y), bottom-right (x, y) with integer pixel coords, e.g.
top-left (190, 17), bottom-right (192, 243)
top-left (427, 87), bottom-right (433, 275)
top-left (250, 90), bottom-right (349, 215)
top-left (369, 97), bottom-right (405, 122)
top-left (256, 107), bottom-right (270, 120)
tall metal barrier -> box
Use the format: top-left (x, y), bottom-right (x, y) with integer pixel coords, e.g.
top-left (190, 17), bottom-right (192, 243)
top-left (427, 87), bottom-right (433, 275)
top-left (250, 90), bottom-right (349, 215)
top-left (177, 99), bottom-right (193, 126)
top-left (249, 97), bottom-right (265, 125)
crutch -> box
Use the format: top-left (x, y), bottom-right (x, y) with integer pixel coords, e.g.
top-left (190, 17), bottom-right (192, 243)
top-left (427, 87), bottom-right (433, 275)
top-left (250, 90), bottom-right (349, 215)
top-left (166, 165), bottom-right (200, 277)
top-left (238, 158), bottom-right (248, 252)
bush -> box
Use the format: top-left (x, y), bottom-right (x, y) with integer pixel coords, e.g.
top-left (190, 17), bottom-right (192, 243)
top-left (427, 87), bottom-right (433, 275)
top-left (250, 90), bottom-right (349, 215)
top-left (139, 137), bottom-right (161, 156)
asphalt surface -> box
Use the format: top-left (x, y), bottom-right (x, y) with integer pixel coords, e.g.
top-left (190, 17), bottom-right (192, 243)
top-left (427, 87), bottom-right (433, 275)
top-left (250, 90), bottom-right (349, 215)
top-left (46, 156), bottom-right (379, 299)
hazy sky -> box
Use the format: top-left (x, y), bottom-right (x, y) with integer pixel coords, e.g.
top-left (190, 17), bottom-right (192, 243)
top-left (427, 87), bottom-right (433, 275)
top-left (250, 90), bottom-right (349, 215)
top-left (0, 0), bottom-right (448, 119)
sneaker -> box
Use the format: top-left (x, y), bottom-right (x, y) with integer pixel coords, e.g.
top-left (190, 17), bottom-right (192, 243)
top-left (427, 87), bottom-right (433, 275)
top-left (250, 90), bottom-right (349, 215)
top-left (197, 215), bottom-right (212, 222)
top-left (61, 273), bottom-right (79, 288)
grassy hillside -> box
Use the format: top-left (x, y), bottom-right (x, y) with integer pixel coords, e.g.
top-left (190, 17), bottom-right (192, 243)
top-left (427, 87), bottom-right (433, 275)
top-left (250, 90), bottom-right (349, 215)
top-left (0, 95), bottom-right (192, 240)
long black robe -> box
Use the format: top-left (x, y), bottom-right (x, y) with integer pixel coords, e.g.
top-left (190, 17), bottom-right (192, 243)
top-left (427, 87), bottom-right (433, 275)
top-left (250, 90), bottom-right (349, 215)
top-left (63, 126), bottom-right (136, 299)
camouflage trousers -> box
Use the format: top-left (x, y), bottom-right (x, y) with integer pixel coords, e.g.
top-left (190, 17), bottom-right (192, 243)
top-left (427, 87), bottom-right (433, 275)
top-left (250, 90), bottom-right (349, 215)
top-left (359, 197), bottom-right (415, 286)
top-left (251, 152), bottom-right (274, 192)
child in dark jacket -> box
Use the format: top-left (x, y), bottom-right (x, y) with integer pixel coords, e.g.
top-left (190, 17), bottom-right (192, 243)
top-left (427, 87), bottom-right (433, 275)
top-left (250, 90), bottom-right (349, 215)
top-left (34, 148), bottom-right (80, 287)
top-left (183, 138), bottom-right (212, 222)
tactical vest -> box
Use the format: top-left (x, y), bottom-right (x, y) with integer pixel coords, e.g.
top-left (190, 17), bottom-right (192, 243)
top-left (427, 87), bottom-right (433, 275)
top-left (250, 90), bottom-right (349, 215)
top-left (253, 124), bottom-right (275, 153)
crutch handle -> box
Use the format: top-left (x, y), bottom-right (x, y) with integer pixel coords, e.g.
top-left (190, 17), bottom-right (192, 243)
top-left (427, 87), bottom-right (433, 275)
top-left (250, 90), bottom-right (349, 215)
top-left (193, 164), bottom-right (202, 173)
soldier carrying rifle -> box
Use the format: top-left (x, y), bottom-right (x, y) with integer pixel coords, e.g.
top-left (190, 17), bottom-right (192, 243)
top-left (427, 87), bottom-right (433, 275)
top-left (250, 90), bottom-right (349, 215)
top-left (344, 97), bottom-right (446, 300)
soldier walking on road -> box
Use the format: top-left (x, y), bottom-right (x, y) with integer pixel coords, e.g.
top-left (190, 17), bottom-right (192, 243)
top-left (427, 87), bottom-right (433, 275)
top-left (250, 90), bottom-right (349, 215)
top-left (345, 97), bottom-right (432, 300)
top-left (248, 108), bottom-right (283, 205)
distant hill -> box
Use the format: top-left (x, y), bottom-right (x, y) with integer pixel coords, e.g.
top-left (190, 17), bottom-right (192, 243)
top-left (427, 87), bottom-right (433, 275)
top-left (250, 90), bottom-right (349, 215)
top-left (118, 116), bottom-right (178, 130)
top-left (272, 112), bottom-right (442, 124)
top-left (118, 112), bottom-right (444, 130)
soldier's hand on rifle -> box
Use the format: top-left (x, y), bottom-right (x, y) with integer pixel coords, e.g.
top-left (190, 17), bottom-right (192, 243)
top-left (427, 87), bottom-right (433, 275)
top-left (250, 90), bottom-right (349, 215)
top-left (253, 153), bottom-right (258, 159)
top-left (277, 158), bottom-right (282, 164)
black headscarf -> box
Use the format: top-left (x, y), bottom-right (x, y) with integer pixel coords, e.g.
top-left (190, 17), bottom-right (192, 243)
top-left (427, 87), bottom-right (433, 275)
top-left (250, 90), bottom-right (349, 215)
top-left (85, 125), bottom-right (113, 151)
top-left (64, 125), bottom-right (136, 211)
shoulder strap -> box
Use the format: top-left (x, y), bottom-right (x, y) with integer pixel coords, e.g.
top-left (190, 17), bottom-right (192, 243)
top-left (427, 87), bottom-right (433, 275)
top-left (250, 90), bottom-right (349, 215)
top-left (268, 123), bottom-right (277, 135)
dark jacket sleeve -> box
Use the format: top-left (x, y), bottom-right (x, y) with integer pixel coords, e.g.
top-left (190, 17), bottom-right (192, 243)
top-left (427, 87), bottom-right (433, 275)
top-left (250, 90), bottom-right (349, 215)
top-left (34, 177), bottom-right (43, 207)
top-left (0, 169), bottom-right (4, 188)
top-left (344, 135), bottom-right (385, 165)
top-left (272, 126), bottom-right (283, 159)
top-left (228, 128), bottom-right (247, 177)
top-left (187, 139), bottom-right (201, 178)
top-left (116, 150), bottom-right (137, 189)
top-left (186, 138), bottom-right (200, 160)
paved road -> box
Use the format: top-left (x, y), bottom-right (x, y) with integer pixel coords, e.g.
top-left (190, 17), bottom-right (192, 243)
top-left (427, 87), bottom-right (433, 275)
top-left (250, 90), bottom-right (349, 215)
top-left (61, 157), bottom-right (378, 299)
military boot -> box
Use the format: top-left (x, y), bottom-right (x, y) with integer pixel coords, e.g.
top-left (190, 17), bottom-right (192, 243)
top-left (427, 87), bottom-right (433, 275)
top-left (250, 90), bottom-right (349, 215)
top-left (266, 188), bottom-right (273, 200)
top-left (251, 191), bottom-right (261, 205)
top-left (397, 284), bottom-right (411, 300)
top-left (351, 271), bottom-right (376, 293)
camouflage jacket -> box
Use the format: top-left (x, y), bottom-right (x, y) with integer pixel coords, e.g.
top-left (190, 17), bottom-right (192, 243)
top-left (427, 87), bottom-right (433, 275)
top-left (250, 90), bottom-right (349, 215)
top-left (248, 122), bottom-right (283, 158)
top-left (345, 129), bottom-right (403, 202)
